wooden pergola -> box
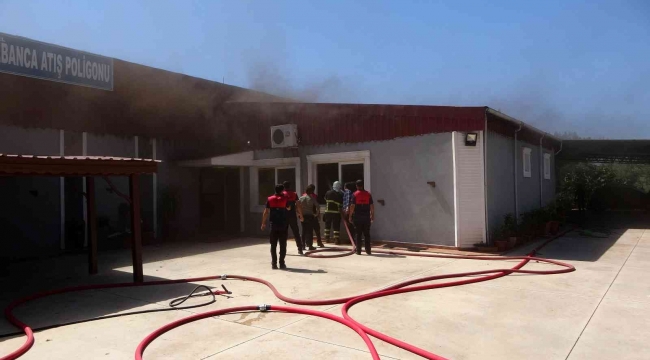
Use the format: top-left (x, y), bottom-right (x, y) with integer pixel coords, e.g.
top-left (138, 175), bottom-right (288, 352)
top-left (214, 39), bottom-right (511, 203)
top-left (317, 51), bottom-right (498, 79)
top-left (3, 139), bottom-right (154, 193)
top-left (0, 154), bottom-right (159, 283)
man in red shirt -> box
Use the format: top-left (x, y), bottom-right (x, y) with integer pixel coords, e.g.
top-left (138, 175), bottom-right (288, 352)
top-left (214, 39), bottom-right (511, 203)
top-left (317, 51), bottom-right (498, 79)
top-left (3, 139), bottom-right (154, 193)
top-left (261, 184), bottom-right (295, 269)
top-left (282, 181), bottom-right (304, 255)
top-left (348, 180), bottom-right (374, 255)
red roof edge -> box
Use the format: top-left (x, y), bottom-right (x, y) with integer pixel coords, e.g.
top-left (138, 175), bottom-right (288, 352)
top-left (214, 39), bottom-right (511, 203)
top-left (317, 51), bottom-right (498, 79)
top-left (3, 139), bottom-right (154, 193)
top-left (223, 103), bottom-right (487, 151)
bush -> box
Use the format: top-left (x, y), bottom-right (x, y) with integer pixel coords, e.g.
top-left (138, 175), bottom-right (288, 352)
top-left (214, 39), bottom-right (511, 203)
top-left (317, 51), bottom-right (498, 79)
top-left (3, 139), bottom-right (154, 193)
top-left (502, 214), bottom-right (517, 237)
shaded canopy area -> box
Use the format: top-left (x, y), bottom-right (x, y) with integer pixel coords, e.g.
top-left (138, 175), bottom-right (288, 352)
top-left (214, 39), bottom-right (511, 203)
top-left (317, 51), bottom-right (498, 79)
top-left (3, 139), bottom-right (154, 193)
top-left (558, 140), bottom-right (650, 164)
top-left (0, 154), bottom-right (158, 283)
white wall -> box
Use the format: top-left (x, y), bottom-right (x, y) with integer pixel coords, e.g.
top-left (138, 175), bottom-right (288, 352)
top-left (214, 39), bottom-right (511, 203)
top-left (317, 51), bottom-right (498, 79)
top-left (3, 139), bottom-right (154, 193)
top-left (453, 131), bottom-right (486, 248)
top-left (250, 132), bottom-right (457, 246)
top-left (486, 130), bottom-right (516, 236)
top-left (486, 129), bottom-right (557, 239)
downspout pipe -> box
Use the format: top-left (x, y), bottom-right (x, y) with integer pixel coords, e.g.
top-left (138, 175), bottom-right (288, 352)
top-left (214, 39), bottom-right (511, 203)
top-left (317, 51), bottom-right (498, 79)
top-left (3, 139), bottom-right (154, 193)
top-left (539, 133), bottom-right (546, 208)
top-left (514, 122), bottom-right (523, 223)
top-left (483, 109), bottom-right (489, 244)
top-left (555, 140), bottom-right (563, 156)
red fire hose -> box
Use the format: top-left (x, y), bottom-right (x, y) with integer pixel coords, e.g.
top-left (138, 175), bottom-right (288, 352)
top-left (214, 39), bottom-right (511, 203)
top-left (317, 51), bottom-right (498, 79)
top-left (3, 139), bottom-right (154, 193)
top-left (2, 221), bottom-right (575, 360)
top-left (135, 305), bottom-right (382, 360)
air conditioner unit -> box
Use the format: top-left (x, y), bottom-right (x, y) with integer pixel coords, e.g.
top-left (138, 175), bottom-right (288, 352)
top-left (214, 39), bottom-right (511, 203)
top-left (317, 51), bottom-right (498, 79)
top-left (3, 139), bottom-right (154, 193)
top-left (270, 124), bottom-right (298, 148)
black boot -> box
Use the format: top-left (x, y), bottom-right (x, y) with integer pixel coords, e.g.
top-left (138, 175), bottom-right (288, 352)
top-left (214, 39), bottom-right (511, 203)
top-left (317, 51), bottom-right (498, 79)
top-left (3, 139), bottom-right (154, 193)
top-left (280, 263), bottom-right (287, 269)
top-left (272, 263), bottom-right (278, 270)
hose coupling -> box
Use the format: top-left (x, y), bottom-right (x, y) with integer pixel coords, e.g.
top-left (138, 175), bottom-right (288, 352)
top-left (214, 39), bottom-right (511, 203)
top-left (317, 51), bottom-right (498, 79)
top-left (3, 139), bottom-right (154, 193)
top-left (258, 304), bottom-right (271, 312)
top-left (221, 274), bottom-right (228, 280)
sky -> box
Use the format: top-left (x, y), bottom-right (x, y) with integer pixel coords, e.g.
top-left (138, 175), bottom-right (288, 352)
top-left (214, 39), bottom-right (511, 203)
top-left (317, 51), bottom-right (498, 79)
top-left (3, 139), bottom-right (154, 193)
top-left (1, 0), bottom-right (649, 138)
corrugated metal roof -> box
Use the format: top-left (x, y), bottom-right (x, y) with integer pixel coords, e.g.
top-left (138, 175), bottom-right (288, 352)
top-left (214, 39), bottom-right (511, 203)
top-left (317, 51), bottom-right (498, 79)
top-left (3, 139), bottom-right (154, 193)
top-left (223, 103), bottom-right (487, 151)
top-left (0, 154), bottom-right (159, 176)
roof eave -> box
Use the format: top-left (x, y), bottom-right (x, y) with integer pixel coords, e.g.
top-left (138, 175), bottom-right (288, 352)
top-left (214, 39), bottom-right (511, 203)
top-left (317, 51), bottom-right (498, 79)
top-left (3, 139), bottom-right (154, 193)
top-left (485, 107), bottom-right (561, 143)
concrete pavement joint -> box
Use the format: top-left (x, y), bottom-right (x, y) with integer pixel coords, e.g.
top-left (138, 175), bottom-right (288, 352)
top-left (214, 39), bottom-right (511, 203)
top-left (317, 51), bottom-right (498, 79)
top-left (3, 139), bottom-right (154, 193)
top-left (270, 258), bottom-right (460, 333)
top-left (564, 230), bottom-right (645, 360)
top-left (199, 329), bottom-right (275, 359)
top-left (472, 283), bottom-right (607, 300)
top-left (273, 329), bottom-right (403, 359)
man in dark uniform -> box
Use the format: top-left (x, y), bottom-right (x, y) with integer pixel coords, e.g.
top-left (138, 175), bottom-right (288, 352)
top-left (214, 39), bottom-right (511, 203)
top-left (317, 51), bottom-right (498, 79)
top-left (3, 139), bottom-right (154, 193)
top-left (282, 181), bottom-right (303, 255)
top-left (348, 180), bottom-right (374, 255)
top-left (324, 181), bottom-right (344, 244)
top-left (261, 184), bottom-right (292, 269)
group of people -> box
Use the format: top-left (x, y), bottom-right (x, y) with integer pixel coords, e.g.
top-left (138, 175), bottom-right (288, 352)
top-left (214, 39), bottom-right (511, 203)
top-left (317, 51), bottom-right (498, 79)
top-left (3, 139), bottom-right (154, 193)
top-left (260, 180), bottom-right (375, 269)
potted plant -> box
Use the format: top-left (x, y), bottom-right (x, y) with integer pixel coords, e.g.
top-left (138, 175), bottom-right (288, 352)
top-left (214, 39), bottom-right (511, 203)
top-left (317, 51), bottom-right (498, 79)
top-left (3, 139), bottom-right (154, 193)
top-left (502, 214), bottom-right (518, 248)
top-left (491, 226), bottom-right (508, 252)
top-left (545, 204), bottom-right (561, 235)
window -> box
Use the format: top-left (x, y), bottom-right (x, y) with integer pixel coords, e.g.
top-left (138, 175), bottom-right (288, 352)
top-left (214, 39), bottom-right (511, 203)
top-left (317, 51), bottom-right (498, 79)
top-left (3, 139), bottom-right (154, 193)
top-left (277, 168), bottom-right (296, 185)
top-left (523, 147), bottom-right (532, 178)
top-left (544, 153), bottom-right (551, 180)
top-left (257, 167), bottom-right (296, 205)
top-left (316, 163), bottom-right (338, 203)
top-left (257, 169), bottom-right (275, 205)
top-left (249, 157), bottom-right (301, 212)
top-left (307, 151), bottom-right (371, 205)
top-left (341, 163), bottom-right (364, 185)
top-left (315, 163), bottom-right (364, 204)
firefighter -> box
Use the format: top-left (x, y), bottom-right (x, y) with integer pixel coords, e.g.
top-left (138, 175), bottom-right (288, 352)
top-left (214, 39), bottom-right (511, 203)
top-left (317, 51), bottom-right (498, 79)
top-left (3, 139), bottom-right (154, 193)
top-left (261, 184), bottom-right (293, 269)
top-left (282, 181), bottom-right (304, 255)
top-left (324, 181), bottom-right (344, 244)
top-left (298, 184), bottom-right (319, 251)
top-left (348, 180), bottom-right (374, 255)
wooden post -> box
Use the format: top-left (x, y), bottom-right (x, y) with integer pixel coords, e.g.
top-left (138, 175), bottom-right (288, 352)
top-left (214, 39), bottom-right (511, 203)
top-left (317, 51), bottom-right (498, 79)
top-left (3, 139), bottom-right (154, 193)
top-left (86, 176), bottom-right (98, 274)
top-left (130, 174), bottom-right (144, 283)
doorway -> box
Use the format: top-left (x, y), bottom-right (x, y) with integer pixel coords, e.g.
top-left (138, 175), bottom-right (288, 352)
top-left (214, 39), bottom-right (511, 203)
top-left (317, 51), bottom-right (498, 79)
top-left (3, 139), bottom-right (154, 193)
top-left (200, 167), bottom-right (241, 235)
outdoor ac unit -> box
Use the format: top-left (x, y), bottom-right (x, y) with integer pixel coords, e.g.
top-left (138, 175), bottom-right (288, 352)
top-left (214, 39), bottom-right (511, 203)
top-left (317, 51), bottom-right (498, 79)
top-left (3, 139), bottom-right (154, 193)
top-left (270, 124), bottom-right (298, 148)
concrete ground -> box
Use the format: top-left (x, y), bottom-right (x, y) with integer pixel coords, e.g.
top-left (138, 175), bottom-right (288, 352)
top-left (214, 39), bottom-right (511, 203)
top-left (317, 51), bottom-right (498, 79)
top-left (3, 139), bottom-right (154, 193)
top-left (0, 227), bottom-right (649, 359)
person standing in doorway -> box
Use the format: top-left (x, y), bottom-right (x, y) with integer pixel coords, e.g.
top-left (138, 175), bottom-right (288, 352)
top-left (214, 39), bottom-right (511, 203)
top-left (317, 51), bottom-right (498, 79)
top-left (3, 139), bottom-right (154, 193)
top-left (348, 180), bottom-right (374, 255)
top-left (282, 181), bottom-right (304, 255)
top-left (261, 184), bottom-right (291, 269)
top-left (342, 181), bottom-right (356, 242)
top-left (298, 184), bottom-right (319, 251)
top-left (324, 181), bottom-right (344, 244)
top-left (303, 185), bottom-right (324, 248)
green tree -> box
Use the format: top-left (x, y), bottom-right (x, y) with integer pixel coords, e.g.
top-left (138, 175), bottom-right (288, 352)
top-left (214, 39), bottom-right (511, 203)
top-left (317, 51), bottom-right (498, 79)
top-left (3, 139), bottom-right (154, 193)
top-left (557, 163), bottom-right (619, 209)
top-left (608, 164), bottom-right (650, 192)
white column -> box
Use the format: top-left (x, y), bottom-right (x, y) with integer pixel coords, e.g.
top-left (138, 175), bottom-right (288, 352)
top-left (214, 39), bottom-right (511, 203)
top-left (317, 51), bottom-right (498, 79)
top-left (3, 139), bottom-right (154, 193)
top-left (82, 132), bottom-right (88, 247)
top-left (152, 138), bottom-right (157, 238)
top-left (452, 131), bottom-right (459, 247)
top-left (59, 130), bottom-right (65, 250)
top-left (363, 155), bottom-right (371, 192)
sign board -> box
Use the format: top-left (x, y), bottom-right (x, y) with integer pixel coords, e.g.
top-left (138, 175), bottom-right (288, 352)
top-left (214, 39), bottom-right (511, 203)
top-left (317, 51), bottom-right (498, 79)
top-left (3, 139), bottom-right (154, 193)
top-left (0, 32), bottom-right (113, 91)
